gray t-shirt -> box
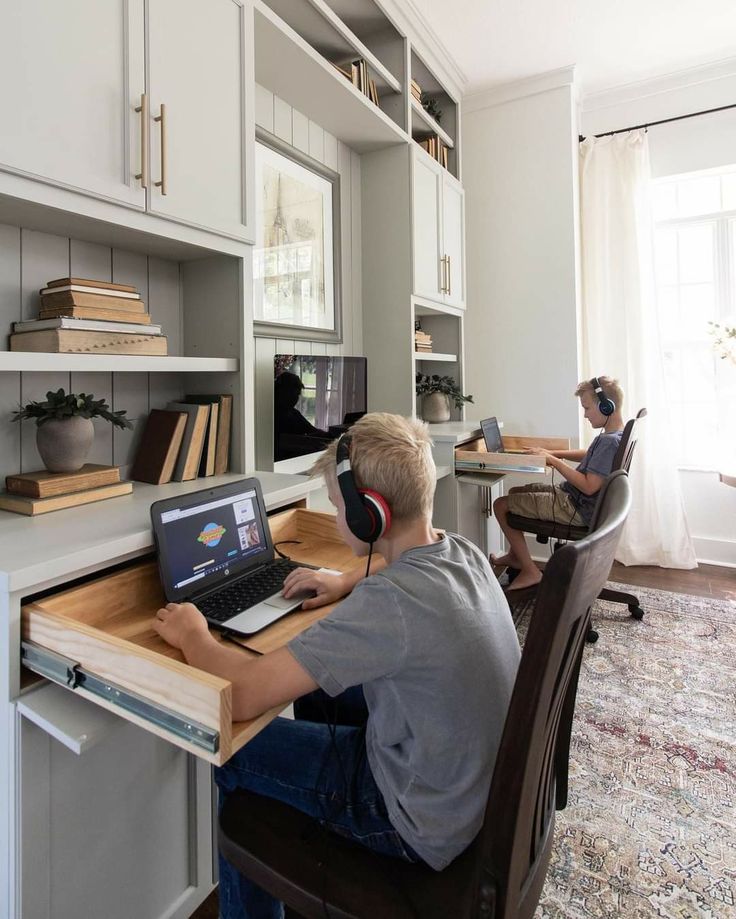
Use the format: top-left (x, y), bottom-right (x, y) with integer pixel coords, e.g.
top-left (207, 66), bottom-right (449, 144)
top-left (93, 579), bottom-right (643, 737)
top-left (288, 533), bottom-right (521, 870)
top-left (561, 430), bottom-right (623, 524)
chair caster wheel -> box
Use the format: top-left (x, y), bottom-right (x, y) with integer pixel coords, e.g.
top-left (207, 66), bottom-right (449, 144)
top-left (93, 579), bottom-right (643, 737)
top-left (586, 628), bottom-right (599, 643)
top-left (629, 605), bottom-right (644, 620)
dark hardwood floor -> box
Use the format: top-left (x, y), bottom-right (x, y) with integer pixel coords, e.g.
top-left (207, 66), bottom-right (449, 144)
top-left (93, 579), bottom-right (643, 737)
top-left (190, 560), bottom-right (733, 919)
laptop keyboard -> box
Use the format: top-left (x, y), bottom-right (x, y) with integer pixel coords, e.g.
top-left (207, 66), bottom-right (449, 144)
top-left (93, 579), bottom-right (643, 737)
top-left (197, 559), bottom-right (301, 622)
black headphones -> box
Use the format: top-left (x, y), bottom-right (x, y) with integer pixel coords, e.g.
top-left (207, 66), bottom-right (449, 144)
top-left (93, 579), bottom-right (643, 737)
top-left (335, 433), bottom-right (391, 543)
top-left (591, 377), bottom-right (615, 417)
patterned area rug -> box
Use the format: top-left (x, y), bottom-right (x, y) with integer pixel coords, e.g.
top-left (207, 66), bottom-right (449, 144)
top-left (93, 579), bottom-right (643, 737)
top-left (510, 583), bottom-right (736, 919)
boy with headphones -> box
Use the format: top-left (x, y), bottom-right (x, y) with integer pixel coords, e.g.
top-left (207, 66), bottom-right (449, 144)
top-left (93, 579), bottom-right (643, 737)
top-left (491, 375), bottom-right (625, 592)
top-left (153, 412), bottom-right (520, 919)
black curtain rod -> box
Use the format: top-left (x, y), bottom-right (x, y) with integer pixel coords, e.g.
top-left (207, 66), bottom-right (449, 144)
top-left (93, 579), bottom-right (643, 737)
top-left (578, 101), bottom-right (736, 143)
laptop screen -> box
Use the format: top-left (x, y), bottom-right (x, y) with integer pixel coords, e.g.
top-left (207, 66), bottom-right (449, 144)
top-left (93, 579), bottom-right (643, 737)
top-left (480, 416), bottom-right (504, 453)
top-left (151, 478), bottom-right (274, 603)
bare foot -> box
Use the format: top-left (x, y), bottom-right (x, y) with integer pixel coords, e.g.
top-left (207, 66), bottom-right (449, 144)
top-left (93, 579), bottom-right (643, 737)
top-left (505, 568), bottom-right (542, 591)
top-left (490, 551), bottom-right (520, 569)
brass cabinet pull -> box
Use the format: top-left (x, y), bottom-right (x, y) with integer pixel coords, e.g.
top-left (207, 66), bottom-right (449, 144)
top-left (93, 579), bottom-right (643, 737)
top-left (446, 255), bottom-right (451, 297)
top-left (154, 103), bottom-right (167, 195)
top-left (440, 255), bottom-right (448, 293)
top-left (134, 93), bottom-right (149, 188)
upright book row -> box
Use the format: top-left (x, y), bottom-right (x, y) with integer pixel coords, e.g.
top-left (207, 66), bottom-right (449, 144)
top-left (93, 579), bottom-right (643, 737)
top-left (130, 394), bottom-right (233, 485)
top-left (332, 58), bottom-right (380, 107)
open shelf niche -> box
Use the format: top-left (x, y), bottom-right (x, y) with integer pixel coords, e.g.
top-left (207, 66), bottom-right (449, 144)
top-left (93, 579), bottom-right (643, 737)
top-left (414, 300), bottom-right (465, 420)
top-left (409, 47), bottom-right (459, 178)
top-left (255, 0), bottom-right (408, 147)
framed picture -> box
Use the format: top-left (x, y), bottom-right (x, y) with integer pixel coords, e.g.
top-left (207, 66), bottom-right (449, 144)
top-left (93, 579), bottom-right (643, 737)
top-left (253, 132), bottom-right (341, 341)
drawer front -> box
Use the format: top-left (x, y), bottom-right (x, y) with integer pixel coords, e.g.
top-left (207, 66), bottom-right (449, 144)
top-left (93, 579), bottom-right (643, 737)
top-left (22, 562), bottom-right (234, 764)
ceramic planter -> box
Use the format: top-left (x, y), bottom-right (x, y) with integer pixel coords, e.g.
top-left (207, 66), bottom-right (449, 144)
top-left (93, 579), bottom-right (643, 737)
top-left (36, 416), bottom-right (95, 473)
top-left (421, 392), bottom-right (451, 423)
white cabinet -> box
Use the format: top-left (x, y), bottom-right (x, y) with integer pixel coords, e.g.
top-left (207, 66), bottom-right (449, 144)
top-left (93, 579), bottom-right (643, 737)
top-left (411, 149), bottom-right (465, 308)
top-left (0, 0), bottom-right (145, 208)
top-left (146, 0), bottom-right (253, 240)
top-left (0, 0), bottom-right (253, 241)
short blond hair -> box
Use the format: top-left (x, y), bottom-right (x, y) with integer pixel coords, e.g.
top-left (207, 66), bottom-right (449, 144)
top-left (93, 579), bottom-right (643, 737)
top-left (575, 375), bottom-right (624, 411)
top-left (310, 413), bottom-right (436, 521)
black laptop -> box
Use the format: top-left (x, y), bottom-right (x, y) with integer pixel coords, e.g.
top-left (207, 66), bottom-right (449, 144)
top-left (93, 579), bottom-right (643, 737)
top-left (480, 416), bottom-right (526, 454)
top-left (150, 478), bottom-right (317, 636)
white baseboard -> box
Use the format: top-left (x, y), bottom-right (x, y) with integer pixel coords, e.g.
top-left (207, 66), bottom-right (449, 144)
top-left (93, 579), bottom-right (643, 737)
top-left (692, 536), bottom-right (736, 569)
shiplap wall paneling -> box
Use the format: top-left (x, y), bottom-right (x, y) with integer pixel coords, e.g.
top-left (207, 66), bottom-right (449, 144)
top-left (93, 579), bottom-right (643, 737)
top-left (0, 226), bottom-right (183, 483)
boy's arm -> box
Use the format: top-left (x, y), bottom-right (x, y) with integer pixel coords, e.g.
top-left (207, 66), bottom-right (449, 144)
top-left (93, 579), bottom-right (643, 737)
top-left (550, 448), bottom-right (587, 461)
top-left (537, 449), bottom-right (605, 496)
top-left (282, 558), bottom-right (387, 609)
top-left (153, 603), bottom-right (318, 721)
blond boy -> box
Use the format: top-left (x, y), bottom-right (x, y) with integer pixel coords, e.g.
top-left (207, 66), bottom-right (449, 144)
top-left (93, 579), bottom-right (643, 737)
top-left (153, 413), bottom-right (520, 918)
top-left (492, 376), bottom-right (625, 591)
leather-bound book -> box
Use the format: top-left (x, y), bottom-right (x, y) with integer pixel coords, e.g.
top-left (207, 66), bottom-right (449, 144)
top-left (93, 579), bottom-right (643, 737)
top-left (129, 410), bottom-right (188, 485)
top-left (185, 394), bottom-right (233, 475)
top-left (166, 402), bottom-right (209, 481)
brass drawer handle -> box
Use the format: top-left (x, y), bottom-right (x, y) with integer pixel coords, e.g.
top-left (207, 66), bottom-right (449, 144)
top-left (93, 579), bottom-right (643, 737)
top-left (446, 255), bottom-right (451, 296)
top-left (134, 93), bottom-right (149, 188)
top-left (154, 103), bottom-right (167, 195)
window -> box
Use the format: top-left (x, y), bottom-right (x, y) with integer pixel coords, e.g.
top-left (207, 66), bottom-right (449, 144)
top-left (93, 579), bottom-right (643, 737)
top-left (652, 166), bottom-right (736, 468)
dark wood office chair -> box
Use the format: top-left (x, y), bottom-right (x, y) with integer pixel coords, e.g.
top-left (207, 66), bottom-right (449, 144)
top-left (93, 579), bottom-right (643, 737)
top-left (217, 473), bottom-right (631, 919)
top-left (505, 408), bottom-right (647, 643)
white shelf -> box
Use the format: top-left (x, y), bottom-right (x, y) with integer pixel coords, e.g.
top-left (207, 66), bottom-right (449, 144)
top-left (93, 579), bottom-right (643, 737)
top-left (263, 0), bottom-right (401, 95)
top-left (254, 1), bottom-right (408, 153)
top-left (415, 351), bottom-right (457, 362)
top-left (0, 353), bottom-right (238, 373)
top-left (410, 97), bottom-right (454, 148)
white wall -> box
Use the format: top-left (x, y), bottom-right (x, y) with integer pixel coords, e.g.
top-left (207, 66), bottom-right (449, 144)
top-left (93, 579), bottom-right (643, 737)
top-left (462, 69), bottom-right (582, 444)
top-left (583, 59), bottom-right (736, 566)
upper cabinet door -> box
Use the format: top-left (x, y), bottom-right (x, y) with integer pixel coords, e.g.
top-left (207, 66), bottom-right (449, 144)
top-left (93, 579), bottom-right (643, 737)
top-left (146, 0), bottom-right (253, 241)
top-left (0, 0), bottom-right (146, 207)
top-left (412, 152), bottom-right (443, 302)
top-left (442, 174), bottom-right (465, 309)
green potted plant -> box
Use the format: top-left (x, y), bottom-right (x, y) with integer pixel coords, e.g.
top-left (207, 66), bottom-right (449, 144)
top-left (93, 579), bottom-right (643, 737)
top-left (12, 389), bottom-right (133, 473)
top-left (415, 373), bottom-right (473, 423)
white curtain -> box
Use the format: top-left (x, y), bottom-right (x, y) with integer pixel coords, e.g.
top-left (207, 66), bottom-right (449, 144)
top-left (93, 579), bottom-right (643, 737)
top-left (579, 131), bottom-right (697, 568)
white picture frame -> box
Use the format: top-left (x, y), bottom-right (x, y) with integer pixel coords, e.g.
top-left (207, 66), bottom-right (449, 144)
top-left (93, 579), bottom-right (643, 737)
top-left (253, 134), bottom-right (341, 341)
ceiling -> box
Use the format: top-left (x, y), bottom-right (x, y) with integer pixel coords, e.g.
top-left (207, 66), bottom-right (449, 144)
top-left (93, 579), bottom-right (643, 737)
top-left (408, 0), bottom-right (736, 96)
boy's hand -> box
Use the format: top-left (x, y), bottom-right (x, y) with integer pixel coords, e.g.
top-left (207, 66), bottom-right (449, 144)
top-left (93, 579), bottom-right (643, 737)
top-left (153, 601), bottom-right (211, 651)
top-left (533, 447), bottom-right (558, 467)
top-left (282, 567), bottom-right (348, 610)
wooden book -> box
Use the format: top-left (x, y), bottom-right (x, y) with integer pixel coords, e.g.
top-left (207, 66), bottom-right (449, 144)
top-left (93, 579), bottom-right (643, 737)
top-left (39, 305), bottom-right (152, 324)
top-left (39, 291), bottom-right (146, 313)
top-left (5, 464), bottom-right (121, 499)
top-left (0, 481), bottom-right (133, 516)
top-left (185, 394), bottom-right (233, 475)
top-left (129, 410), bottom-right (188, 485)
top-left (45, 277), bottom-right (139, 294)
top-left (166, 402), bottom-right (209, 481)
top-left (10, 329), bottom-right (167, 355)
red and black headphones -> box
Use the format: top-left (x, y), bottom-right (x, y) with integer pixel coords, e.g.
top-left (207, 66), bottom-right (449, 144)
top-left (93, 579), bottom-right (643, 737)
top-left (335, 433), bottom-right (391, 543)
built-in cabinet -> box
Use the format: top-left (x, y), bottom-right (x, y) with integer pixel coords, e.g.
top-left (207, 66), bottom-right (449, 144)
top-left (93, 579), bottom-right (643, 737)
top-left (0, 0), bottom-right (253, 242)
top-left (412, 149), bottom-right (465, 308)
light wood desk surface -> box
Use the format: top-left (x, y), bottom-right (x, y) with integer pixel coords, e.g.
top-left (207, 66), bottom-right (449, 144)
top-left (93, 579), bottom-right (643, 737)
top-left (22, 508), bottom-right (372, 764)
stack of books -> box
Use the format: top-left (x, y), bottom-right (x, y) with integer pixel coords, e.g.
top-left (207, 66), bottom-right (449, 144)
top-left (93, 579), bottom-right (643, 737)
top-left (0, 465), bottom-right (133, 516)
top-left (419, 135), bottom-right (449, 169)
top-left (9, 277), bottom-right (168, 355)
top-left (415, 328), bottom-right (433, 353)
top-left (332, 59), bottom-right (379, 107)
top-left (411, 79), bottom-right (422, 103)
top-left (130, 394), bottom-right (233, 485)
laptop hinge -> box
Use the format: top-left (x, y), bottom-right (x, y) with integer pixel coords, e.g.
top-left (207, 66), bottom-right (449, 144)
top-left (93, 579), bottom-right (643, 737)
top-left (21, 640), bottom-right (219, 754)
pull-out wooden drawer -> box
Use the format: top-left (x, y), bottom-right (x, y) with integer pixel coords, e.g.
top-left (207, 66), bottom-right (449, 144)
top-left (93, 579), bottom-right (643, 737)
top-left (455, 435), bottom-right (570, 476)
top-left (22, 508), bottom-right (361, 765)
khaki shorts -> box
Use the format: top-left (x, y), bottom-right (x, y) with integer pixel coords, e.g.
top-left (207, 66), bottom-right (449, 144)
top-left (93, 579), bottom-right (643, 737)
top-left (506, 483), bottom-right (585, 526)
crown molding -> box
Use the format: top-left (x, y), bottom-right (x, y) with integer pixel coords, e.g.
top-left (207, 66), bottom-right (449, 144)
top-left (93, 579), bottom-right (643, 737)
top-left (463, 65), bottom-right (577, 113)
top-left (375, 0), bottom-right (467, 100)
top-left (582, 56), bottom-right (736, 113)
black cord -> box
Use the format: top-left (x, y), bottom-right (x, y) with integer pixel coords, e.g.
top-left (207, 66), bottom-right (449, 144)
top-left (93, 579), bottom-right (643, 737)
top-left (274, 539), bottom-right (302, 560)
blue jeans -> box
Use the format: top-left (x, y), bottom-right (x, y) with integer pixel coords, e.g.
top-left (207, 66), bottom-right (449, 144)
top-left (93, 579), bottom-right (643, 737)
top-left (215, 686), bottom-right (420, 919)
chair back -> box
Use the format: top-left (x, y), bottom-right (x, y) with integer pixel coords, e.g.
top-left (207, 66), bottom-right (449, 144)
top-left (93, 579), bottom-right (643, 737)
top-left (477, 471), bottom-right (631, 919)
top-left (612, 407), bottom-right (647, 474)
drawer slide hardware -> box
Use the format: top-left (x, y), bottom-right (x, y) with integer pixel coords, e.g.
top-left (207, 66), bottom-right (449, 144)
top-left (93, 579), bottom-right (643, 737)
top-left (21, 640), bottom-right (219, 754)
